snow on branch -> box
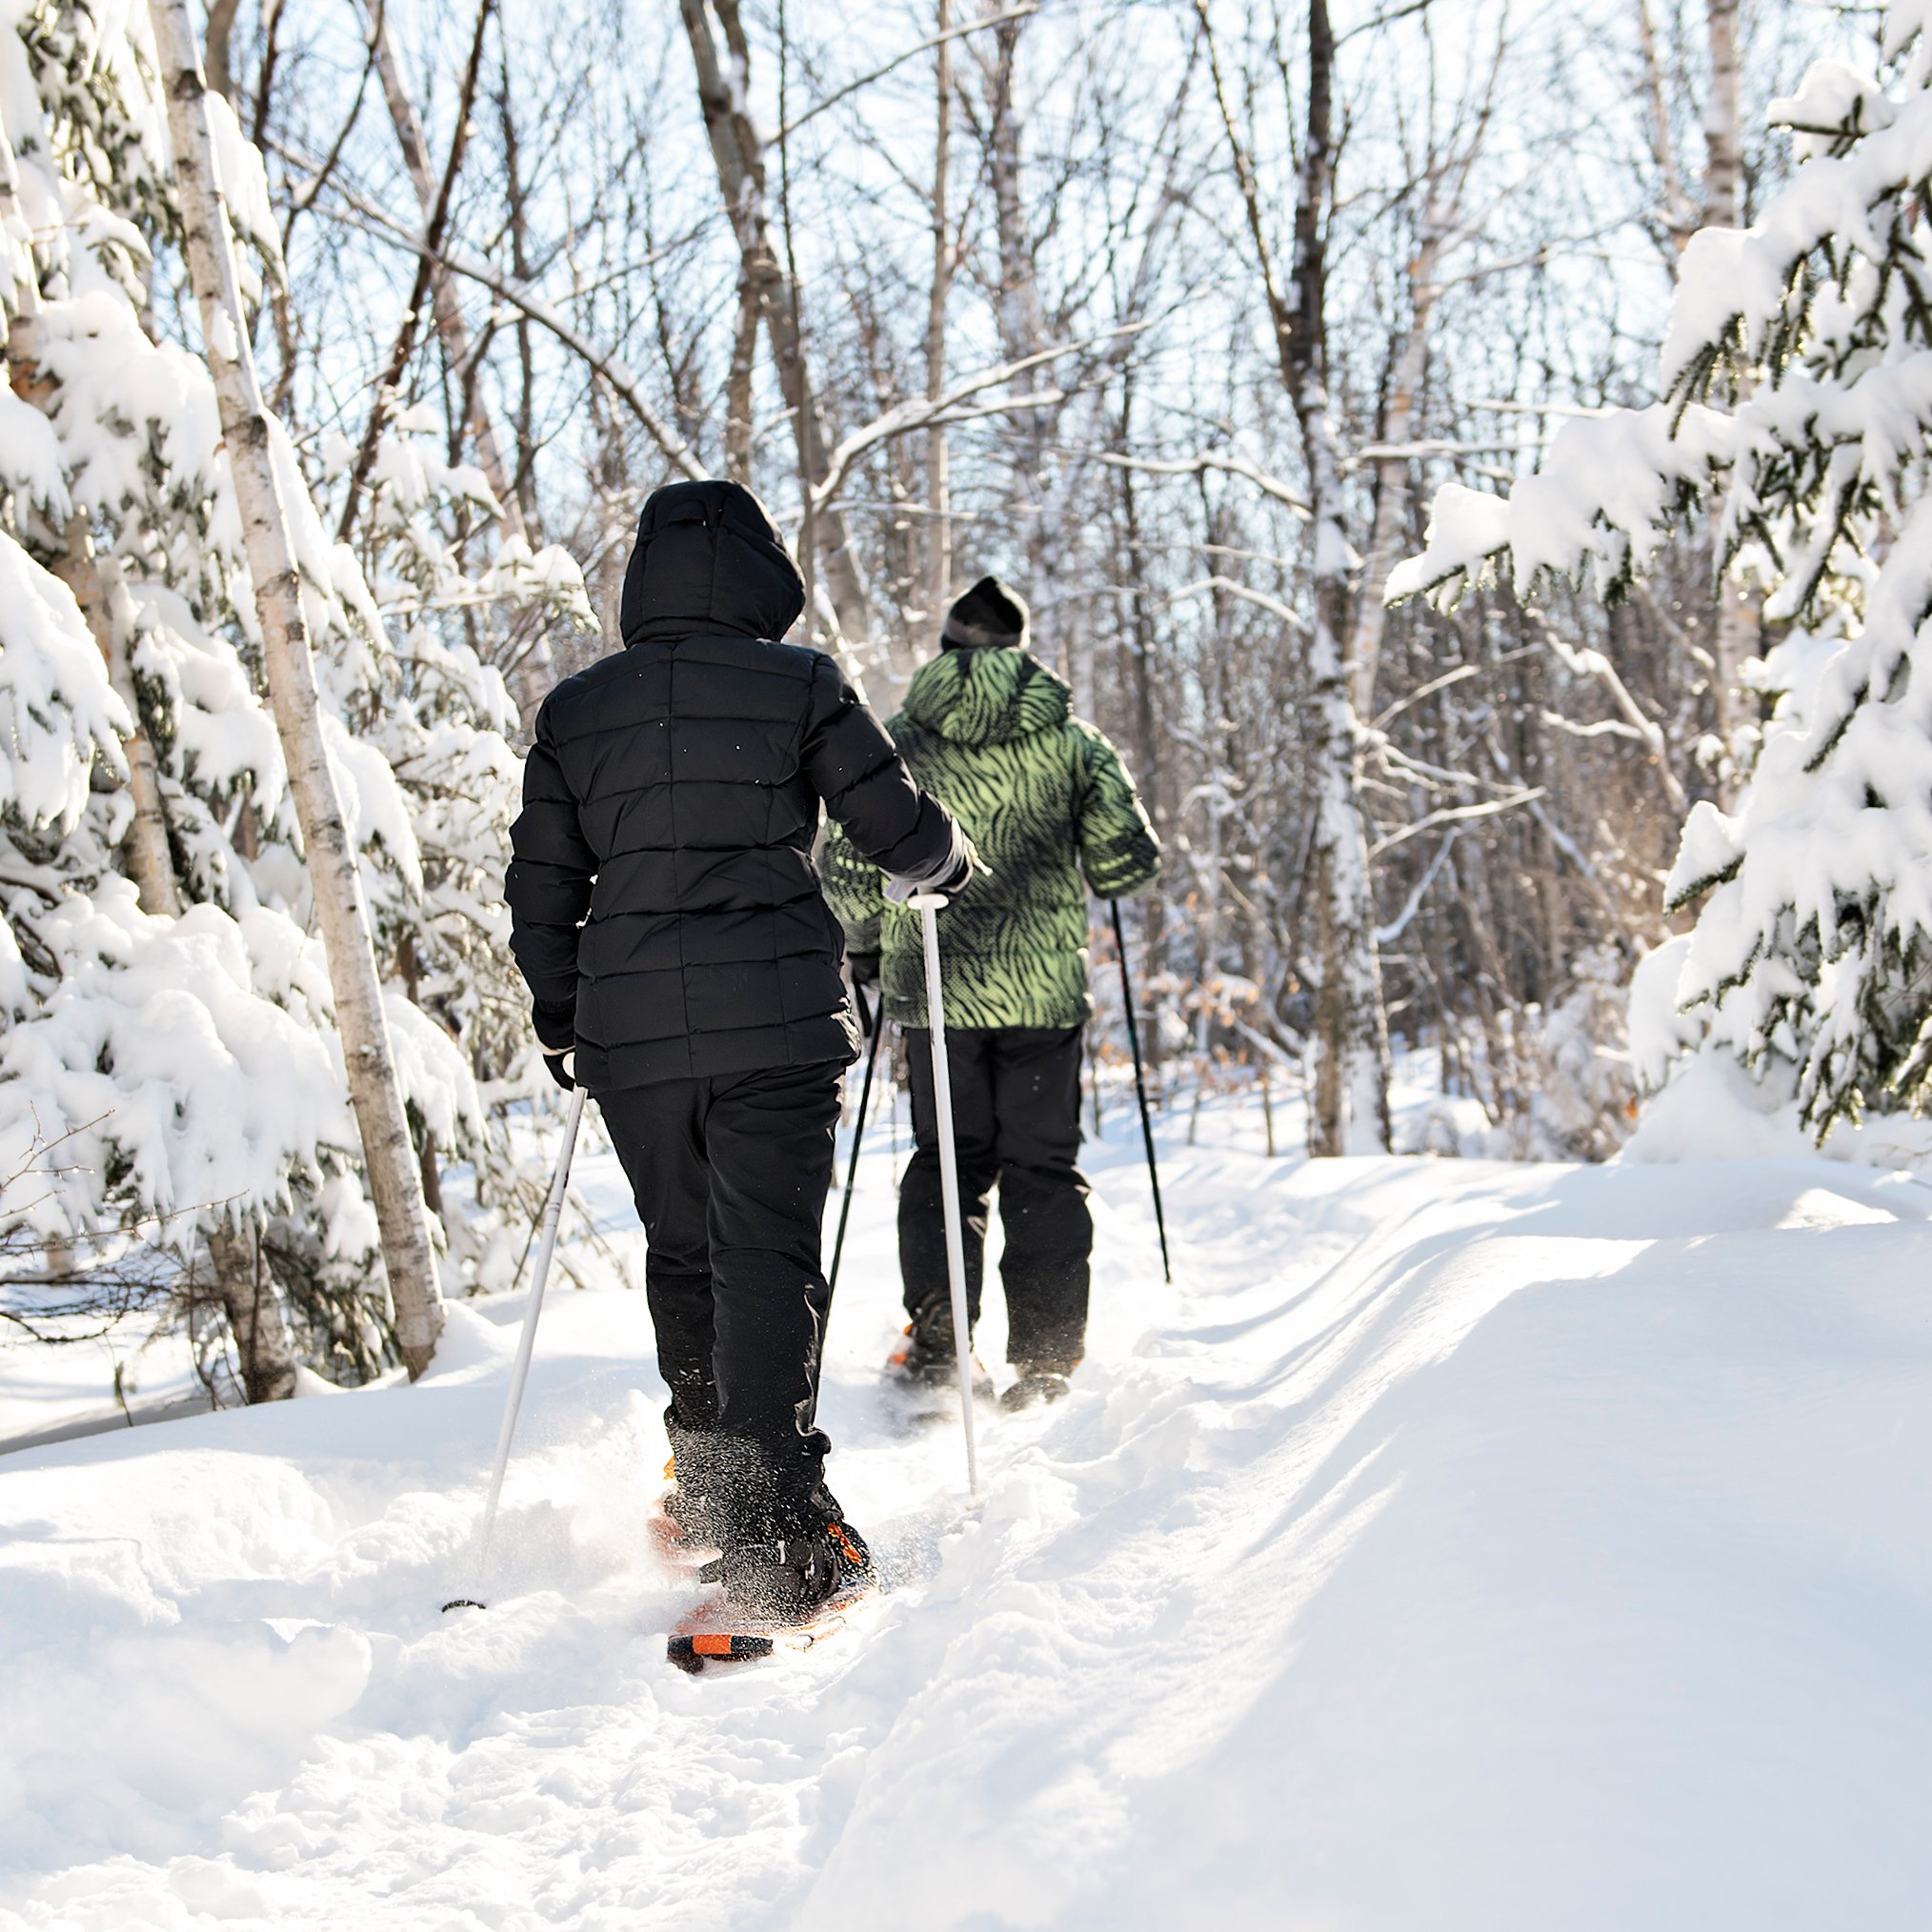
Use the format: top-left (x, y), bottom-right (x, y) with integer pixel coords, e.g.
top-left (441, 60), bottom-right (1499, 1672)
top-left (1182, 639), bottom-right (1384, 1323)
top-left (1384, 406), bottom-right (1730, 612)
top-left (1168, 575), bottom-right (1310, 634)
top-left (812, 328), bottom-right (1151, 511)
top-left (1367, 788), bottom-right (1546, 861)
top-left (1097, 450), bottom-right (1310, 517)
top-left (0, 532), bottom-right (131, 834)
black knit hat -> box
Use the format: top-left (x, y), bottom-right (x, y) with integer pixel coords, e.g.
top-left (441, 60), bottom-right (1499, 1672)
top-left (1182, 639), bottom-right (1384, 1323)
top-left (941, 575), bottom-right (1029, 651)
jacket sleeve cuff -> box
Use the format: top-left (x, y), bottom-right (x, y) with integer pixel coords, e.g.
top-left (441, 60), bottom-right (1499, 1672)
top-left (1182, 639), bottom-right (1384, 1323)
top-left (532, 1000), bottom-right (576, 1051)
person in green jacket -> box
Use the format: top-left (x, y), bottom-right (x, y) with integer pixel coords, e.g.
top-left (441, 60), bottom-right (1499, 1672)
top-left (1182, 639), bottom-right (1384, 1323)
top-left (821, 576), bottom-right (1159, 1408)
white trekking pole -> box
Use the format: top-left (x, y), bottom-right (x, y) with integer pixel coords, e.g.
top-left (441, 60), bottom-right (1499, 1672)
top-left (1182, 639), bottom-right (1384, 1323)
top-left (912, 894), bottom-right (980, 1498)
top-left (443, 1084), bottom-right (588, 1612)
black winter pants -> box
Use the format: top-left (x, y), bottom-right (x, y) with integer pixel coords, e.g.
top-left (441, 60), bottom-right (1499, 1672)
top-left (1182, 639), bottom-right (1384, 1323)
top-left (599, 1060), bottom-right (843, 1520)
top-left (899, 1026), bottom-right (1092, 1373)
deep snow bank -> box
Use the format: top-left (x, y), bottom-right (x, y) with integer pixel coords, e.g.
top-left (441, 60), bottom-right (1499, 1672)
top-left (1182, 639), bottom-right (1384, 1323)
top-left (3, 1118), bottom-right (1931, 1930)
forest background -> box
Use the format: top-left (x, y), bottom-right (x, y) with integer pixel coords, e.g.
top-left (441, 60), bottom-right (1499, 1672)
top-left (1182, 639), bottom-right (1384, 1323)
top-left (0, 0), bottom-right (1887, 1402)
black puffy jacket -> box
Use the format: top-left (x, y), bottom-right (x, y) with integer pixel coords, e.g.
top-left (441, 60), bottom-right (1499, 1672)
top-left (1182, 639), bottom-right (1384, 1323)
top-left (505, 481), bottom-right (957, 1090)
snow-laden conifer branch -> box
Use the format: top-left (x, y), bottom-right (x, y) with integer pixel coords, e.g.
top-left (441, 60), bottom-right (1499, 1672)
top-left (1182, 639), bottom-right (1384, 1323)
top-left (1388, 41), bottom-right (1932, 1134)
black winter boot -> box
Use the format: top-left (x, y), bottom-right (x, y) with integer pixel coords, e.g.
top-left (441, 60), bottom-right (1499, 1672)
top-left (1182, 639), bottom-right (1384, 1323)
top-left (885, 1317), bottom-right (956, 1389)
top-left (1000, 1367), bottom-right (1073, 1412)
top-left (886, 1311), bottom-right (995, 1399)
top-left (662, 1417), bottom-right (729, 1548)
top-left (716, 1498), bottom-right (874, 1622)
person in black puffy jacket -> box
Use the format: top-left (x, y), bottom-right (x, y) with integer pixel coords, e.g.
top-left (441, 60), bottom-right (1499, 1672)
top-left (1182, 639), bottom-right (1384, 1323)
top-left (505, 479), bottom-right (968, 1620)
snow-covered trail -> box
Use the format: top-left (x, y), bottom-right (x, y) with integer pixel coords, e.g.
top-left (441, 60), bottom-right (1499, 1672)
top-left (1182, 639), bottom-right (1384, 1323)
top-left (6, 1101), bottom-right (1932, 1930)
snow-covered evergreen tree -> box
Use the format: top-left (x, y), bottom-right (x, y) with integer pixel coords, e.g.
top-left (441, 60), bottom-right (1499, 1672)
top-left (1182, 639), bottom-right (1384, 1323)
top-left (1389, 7), bottom-right (1932, 1138)
top-left (0, 1), bottom-right (586, 1389)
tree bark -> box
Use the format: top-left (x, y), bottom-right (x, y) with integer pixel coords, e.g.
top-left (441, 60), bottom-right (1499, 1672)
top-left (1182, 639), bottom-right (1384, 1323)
top-left (203, 0), bottom-right (243, 104)
top-left (149, 0), bottom-right (446, 1376)
top-left (1198, 0), bottom-right (1390, 1153)
top-left (924, 0), bottom-right (956, 630)
top-left (1635, 0), bottom-right (1698, 256)
top-left (1702, 0), bottom-right (1742, 231)
top-left (335, 0), bottom-right (496, 547)
top-left (1291, 2), bottom-right (1389, 1155)
top-left (724, 272), bottom-right (761, 483)
top-left (981, 10), bottom-right (1089, 707)
top-left (207, 1227), bottom-right (298, 1402)
top-left (678, 0), bottom-right (874, 652)
top-left (363, 1), bottom-right (525, 548)
top-left (1347, 226), bottom-right (1442, 720)
top-left (59, 533), bottom-right (182, 917)
top-left (1117, 379), bottom-right (1167, 1083)
top-left (1703, 0), bottom-right (1756, 802)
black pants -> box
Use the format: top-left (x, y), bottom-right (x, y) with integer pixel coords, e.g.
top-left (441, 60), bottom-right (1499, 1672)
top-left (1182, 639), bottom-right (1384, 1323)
top-left (899, 1026), bottom-right (1092, 1373)
top-left (599, 1060), bottom-right (843, 1522)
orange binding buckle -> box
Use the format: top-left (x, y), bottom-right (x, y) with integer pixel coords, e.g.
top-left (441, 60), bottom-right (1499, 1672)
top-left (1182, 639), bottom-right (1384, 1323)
top-left (667, 1632), bottom-right (777, 1674)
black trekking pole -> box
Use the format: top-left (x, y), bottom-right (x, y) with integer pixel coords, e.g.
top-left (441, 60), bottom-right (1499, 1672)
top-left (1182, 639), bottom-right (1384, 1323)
top-left (1110, 899), bottom-right (1171, 1284)
top-left (827, 979), bottom-right (885, 1294)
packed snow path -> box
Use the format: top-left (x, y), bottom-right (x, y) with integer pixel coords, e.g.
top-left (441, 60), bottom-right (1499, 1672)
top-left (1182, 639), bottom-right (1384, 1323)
top-left (6, 1107), bottom-right (1932, 1929)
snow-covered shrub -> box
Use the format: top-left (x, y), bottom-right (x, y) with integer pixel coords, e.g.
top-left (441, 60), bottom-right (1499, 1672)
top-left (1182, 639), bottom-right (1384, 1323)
top-left (1390, 15), bottom-right (1932, 1140)
top-left (1527, 946), bottom-right (1638, 1161)
top-left (0, 2), bottom-right (582, 1387)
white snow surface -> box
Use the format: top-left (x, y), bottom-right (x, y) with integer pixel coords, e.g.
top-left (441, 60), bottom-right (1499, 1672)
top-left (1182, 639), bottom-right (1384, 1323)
top-left (4, 1109), bottom-right (1931, 1929)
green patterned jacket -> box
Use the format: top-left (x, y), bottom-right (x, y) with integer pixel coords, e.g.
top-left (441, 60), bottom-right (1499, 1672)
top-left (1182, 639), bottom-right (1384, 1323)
top-left (820, 648), bottom-right (1160, 1029)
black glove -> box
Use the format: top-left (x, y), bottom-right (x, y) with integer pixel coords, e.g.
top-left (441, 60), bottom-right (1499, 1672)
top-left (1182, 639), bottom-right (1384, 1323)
top-left (849, 950), bottom-right (880, 988)
top-left (542, 1044), bottom-right (576, 1092)
top-left (533, 999), bottom-right (576, 1052)
top-left (886, 828), bottom-right (980, 905)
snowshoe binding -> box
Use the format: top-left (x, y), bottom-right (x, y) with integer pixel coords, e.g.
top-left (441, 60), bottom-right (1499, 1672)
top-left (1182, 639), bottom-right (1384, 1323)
top-left (667, 1505), bottom-right (876, 1674)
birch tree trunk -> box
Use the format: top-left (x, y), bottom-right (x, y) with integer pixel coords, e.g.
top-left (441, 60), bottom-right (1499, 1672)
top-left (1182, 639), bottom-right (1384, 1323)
top-left (983, 18), bottom-right (1077, 690)
top-left (150, 0), bottom-right (446, 1377)
top-left (364, 1), bottom-right (525, 548)
top-left (1299, 1), bottom-right (1391, 1155)
top-left (1348, 227), bottom-right (1441, 720)
top-left (678, 0), bottom-right (875, 652)
top-left (1704, 0), bottom-right (1756, 802)
top-left (207, 1228), bottom-right (298, 1403)
top-left (1198, 0), bottom-right (1390, 1153)
top-left (1294, 0), bottom-right (1391, 1153)
top-left (725, 273), bottom-right (761, 484)
top-left (335, 0), bottom-right (495, 547)
top-left (61, 536), bottom-right (181, 918)
top-left (924, 0), bottom-right (955, 629)
top-left (1635, 0), bottom-right (1699, 253)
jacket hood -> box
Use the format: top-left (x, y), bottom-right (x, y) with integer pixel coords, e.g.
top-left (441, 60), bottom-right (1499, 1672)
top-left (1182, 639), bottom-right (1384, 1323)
top-left (942, 574), bottom-right (1029, 651)
top-left (619, 480), bottom-right (805, 644)
top-left (902, 646), bottom-right (1070, 746)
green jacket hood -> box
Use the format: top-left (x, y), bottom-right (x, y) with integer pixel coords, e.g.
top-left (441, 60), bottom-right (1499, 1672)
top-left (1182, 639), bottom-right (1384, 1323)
top-left (901, 647), bottom-right (1070, 746)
